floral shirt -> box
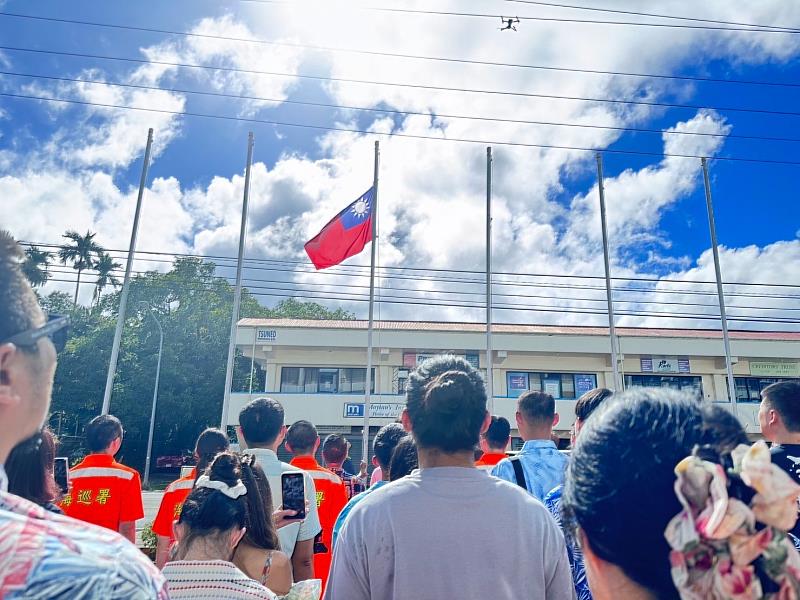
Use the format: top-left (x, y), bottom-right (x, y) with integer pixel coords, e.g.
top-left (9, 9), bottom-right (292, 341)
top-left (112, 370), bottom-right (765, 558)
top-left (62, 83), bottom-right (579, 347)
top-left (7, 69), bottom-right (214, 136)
top-left (544, 484), bottom-right (592, 600)
top-left (0, 487), bottom-right (168, 598)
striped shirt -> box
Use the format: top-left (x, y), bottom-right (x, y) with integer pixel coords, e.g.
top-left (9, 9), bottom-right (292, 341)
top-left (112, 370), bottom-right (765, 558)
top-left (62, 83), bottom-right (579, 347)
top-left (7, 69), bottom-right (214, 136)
top-left (163, 559), bottom-right (277, 599)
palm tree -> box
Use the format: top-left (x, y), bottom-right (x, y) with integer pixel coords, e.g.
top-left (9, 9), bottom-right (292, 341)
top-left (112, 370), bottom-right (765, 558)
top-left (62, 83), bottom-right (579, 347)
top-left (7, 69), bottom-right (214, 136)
top-left (22, 246), bottom-right (52, 287)
top-left (58, 230), bottom-right (104, 305)
top-left (93, 252), bottom-right (122, 304)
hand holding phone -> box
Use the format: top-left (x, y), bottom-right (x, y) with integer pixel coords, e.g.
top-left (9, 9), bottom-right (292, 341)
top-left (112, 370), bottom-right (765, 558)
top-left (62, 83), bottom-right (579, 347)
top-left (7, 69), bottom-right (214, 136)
top-left (53, 457), bottom-right (70, 495)
top-left (281, 472), bottom-right (306, 520)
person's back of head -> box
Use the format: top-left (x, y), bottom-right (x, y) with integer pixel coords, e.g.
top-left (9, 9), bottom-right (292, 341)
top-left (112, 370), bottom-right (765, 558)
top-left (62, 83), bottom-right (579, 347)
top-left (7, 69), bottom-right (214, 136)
top-left (481, 416), bottom-right (511, 452)
top-left (175, 451), bottom-right (248, 560)
top-left (388, 436), bottom-right (417, 481)
top-left (563, 388), bottom-right (751, 599)
top-left (406, 355), bottom-right (487, 453)
top-left (239, 453), bottom-right (279, 551)
top-left (516, 390), bottom-right (557, 440)
top-left (322, 434), bottom-right (349, 467)
top-left (6, 427), bottom-right (59, 507)
top-left (195, 427), bottom-right (230, 477)
top-left (760, 380), bottom-right (800, 441)
top-left (85, 414), bottom-right (123, 454)
top-left (573, 387), bottom-right (614, 440)
top-left (238, 397), bottom-right (284, 449)
top-left (285, 420), bottom-right (319, 457)
top-left (373, 423), bottom-right (407, 471)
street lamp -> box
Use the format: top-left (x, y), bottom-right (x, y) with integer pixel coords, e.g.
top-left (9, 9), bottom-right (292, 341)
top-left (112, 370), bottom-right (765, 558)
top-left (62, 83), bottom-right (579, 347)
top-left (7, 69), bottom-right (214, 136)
top-left (139, 302), bottom-right (163, 488)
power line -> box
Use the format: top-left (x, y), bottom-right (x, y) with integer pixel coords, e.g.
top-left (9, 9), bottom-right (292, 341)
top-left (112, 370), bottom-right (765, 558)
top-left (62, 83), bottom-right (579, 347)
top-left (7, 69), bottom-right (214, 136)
top-left (6, 91), bottom-right (800, 166)
top-left (24, 242), bottom-right (800, 293)
top-left (6, 69), bottom-right (800, 145)
top-left (232, 0), bottom-right (800, 33)
top-left (500, 0), bottom-right (800, 32)
top-left (1, 14), bottom-right (799, 89)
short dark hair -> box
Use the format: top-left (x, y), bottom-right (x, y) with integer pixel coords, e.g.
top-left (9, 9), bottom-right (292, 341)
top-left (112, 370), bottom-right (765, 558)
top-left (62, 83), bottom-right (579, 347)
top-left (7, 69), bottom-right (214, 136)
top-left (388, 436), bottom-right (417, 481)
top-left (285, 420), bottom-right (318, 455)
top-left (762, 380), bottom-right (800, 432)
top-left (0, 231), bottom-right (42, 353)
top-left (194, 428), bottom-right (230, 477)
top-left (517, 390), bottom-right (555, 425)
top-left (373, 423), bottom-right (407, 469)
top-left (239, 397), bottom-right (284, 446)
top-left (574, 388), bottom-right (614, 422)
top-left (85, 415), bottom-right (123, 452)
top-left (482, 416), bottom-right (510, 449)
top-left (6, 427), bottom-right (59, 506)
top-left (406, 355), bottom-right (487, 453)
top-left (322, 434), bottom-right (349, 465)
top-left (563, 388), bottom-right (748, 597)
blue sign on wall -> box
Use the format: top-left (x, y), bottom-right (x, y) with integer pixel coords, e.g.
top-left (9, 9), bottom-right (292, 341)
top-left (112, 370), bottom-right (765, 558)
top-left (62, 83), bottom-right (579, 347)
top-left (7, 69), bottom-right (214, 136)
top-left (575, 374), bottom-right (596, 396)
top-left (343, 403), bottom-right (364, 418)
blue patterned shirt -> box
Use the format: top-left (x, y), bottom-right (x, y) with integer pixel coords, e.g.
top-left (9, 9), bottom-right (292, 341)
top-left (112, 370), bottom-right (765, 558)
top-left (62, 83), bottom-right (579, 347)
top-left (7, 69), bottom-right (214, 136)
top-left (544, 485), bottom-right (592, 600)
top-left (0, 488), bottom-right (168, 598)
top-left (491, 440), bottom-right (568, 501)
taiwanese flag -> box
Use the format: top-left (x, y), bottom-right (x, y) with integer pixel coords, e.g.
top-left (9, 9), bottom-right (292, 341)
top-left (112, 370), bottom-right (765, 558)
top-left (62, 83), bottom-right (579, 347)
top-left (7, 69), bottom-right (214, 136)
top-left (304, 187), bottom-right (375, 270)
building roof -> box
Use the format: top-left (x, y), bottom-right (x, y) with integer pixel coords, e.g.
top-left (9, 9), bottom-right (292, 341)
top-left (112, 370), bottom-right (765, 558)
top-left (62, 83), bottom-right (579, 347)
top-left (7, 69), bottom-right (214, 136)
top-left (237, 318), bottom-right (800, 341)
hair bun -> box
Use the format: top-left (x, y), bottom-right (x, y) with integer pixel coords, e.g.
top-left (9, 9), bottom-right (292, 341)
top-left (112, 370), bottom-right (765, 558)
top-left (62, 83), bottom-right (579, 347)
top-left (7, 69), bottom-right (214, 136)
top-left (424, 370), bottom-right (473, 415)
top-left (207, 452), bottom-right (242, 487)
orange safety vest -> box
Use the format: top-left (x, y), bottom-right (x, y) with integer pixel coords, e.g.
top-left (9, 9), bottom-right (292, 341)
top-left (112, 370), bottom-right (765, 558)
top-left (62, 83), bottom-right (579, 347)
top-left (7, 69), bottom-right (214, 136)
top-left (475, 452), bottom-right (507, 470)
top-left (60, 454), bottom-right (144, 533)
top-left (290, 456), bottom-right (348, 592)
top-left (152, 468), bottom-right (197, 540)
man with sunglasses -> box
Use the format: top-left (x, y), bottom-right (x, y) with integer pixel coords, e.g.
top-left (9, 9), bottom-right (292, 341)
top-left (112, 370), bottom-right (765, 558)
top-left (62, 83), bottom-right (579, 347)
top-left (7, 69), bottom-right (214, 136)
top-left (0, 231), bottom-right (167, 598)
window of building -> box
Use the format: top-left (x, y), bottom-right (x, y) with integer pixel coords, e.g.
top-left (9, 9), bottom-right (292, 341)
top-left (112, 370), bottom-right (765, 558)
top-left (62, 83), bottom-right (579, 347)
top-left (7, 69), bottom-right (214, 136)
top-left (506, 372), bottom-right (597, 399)
top-left (280, 367), bottom-right (375, 394)
top-left (625, 375), bottom-right (703, 398)
top-left (735, 377), bottom-right (797, 403)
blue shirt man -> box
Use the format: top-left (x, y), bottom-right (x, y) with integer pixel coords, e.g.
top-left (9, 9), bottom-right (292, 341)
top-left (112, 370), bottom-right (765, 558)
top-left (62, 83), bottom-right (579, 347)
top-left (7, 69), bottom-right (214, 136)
top-left (491, 390), bottom-right (567, 501)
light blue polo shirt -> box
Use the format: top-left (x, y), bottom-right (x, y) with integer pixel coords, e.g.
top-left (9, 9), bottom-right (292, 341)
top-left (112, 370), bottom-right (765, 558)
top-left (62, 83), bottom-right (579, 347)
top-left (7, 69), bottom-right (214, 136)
top-left (491, 439), bottom-right (568, 502)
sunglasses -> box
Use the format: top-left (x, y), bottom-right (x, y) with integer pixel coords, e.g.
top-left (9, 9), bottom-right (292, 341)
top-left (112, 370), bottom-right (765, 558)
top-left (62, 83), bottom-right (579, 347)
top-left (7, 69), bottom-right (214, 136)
top-left (2, 314), bottom-right (71, 354)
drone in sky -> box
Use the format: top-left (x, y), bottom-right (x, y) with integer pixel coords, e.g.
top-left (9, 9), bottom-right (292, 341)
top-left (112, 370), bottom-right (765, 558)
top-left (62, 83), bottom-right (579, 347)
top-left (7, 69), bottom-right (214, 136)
top-left (499, 16), bottom-right (520, 31)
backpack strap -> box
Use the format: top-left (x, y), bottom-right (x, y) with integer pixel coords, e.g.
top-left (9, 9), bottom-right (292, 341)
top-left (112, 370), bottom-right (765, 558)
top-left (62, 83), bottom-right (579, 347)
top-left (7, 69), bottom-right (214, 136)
top-left (509, 456), bottom-right (528, 491)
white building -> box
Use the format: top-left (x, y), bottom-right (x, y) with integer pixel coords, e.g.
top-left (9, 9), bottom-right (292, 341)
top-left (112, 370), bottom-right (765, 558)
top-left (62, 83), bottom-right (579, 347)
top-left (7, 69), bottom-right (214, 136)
top-left (228, 319), bottom-right (800, 454)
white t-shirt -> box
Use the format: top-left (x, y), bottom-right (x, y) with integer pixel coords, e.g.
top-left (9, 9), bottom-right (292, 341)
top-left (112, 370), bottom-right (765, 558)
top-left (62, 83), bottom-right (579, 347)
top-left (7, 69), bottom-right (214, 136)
top-left (326, 467), bottom-right (575, 600)
top-left (243, 448), bottom-right (322, 559)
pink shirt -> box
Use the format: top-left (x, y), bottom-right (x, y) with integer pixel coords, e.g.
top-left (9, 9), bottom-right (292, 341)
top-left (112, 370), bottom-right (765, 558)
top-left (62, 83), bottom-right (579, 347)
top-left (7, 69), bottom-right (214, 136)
top-left (370, 466), bottom-right (382, 487)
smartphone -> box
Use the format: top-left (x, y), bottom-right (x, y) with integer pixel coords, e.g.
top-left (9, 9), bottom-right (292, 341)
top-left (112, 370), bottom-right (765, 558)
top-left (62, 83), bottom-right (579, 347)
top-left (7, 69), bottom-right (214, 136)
top-left (54, 457), bottom-right (70, 495)
top-left (281, 472), bottom-right (306, 520)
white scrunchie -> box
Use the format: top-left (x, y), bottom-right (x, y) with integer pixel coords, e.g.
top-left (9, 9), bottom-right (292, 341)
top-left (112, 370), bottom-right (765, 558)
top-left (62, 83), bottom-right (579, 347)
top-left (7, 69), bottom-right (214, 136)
top-left (195, 475), bottom-right (248, 499)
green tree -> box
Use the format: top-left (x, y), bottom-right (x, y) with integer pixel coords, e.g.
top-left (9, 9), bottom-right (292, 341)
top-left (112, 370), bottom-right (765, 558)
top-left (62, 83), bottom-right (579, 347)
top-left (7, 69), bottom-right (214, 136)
top-left (22, 246), bottom-right (52, 287)
top-left (93, 252), bottom-right (122, 305)
top-left (58, 230), bottom-right (104, 305)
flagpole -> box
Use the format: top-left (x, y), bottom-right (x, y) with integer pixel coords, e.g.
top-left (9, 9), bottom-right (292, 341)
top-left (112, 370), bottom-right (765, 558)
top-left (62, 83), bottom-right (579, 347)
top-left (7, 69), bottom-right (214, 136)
top-left (486, 147), bottom-right (494, 412)
top-left (101, 128), bottom-right (154, 415)
top-left (701, 158), bottom-right (738, 415)
top-left (596, 153), bottom-right (622, 391)
top-left (220, 132), bottom-right (255, 430)
top-left (362, 140), bottom-right (379, 466)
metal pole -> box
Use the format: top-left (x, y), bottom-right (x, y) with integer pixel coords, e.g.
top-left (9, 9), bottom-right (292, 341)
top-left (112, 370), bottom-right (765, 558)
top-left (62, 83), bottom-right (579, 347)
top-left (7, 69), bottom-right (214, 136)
top-left (141, 303), bottom-right (163, 488)
top-left (101, 128), bottom-right (154, 415)
top-left (362, 141), bottom-right (379, 465)
top-left (248, 329), bottom-right (257, 395)
top-left (701, 158), bottom-right (738, 413)
top-left (486, 147), bottom-right (494, 412)
top-left (220, 132), bottom-right (255, 429)
top-left (596, 154), bottom-right (622, 391)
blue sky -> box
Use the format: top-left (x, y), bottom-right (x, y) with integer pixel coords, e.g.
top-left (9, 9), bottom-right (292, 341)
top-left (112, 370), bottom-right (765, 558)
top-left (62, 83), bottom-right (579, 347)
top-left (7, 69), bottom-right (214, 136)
top-left (1, 0), bottom-right (799, 329)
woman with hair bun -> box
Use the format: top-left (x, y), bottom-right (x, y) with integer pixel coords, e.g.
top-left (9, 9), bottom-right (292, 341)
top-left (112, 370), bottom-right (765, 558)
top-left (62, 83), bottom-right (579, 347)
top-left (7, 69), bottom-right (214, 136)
top-left (153, 427), bottom-right (230, 568)
top-left (162, 451), bottom-right (277, 599)
top-left (563, 387), bottom-right (800, 600)
top-left (327, 354), bottom-right (573, 600)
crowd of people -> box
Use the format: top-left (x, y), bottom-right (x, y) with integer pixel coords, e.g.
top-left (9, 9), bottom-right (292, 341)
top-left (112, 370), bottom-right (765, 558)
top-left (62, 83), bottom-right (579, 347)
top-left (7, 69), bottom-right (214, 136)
top-left (3, 226), bottom-right (800, 600)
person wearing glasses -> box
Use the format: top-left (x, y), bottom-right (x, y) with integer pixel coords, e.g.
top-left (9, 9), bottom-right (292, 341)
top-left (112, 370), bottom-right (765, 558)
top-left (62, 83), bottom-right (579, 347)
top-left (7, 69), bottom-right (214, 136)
top-left (0, 231), bottom-right (167, 598)
top-left (61, 414), bottom-right (144, 544)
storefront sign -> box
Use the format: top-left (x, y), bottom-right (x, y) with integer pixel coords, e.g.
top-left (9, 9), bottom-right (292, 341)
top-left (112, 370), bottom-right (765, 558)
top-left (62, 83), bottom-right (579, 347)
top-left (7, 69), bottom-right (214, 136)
top-left (256, 329), bottom-right (277, 342)
top-left (575, 375), bottom-right (596, 396)
top-left (343, 402), bottom-right (405, 419)
top-left (641, 356), bottom-right (690, 374)
top-left (749, 361), bottom-right (800, 377)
